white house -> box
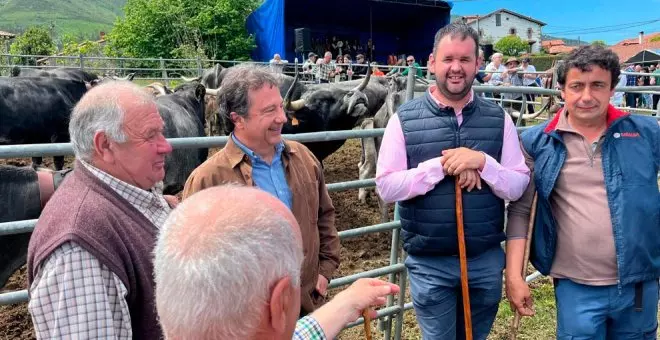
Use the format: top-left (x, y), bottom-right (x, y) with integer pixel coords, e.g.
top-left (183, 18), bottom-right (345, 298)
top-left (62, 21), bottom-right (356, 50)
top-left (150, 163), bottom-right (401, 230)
top-left (458, 9), bottom-right (546, 54)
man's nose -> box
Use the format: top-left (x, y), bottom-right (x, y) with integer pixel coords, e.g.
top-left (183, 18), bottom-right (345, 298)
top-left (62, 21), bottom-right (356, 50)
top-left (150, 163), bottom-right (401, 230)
top-left (158, 135), bottom-right (173, 154)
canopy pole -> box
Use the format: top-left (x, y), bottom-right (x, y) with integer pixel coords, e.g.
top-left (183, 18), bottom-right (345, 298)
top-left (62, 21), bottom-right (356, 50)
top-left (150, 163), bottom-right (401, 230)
top-left (370, 4), bottom-right (373, 61)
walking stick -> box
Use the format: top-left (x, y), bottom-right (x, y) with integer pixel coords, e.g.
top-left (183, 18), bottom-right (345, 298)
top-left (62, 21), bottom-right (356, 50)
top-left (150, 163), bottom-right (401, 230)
top-left (509, 192), bottom-right (538, 340)
top-left (362, 308), bottom-right (372, 340)
top-left (455, 180), bottom-right (473, 340)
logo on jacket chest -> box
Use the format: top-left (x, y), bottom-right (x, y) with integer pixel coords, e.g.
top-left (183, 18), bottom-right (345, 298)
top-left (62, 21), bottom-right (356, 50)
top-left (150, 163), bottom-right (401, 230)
top-left (613, 132), bottom-right (640, 138)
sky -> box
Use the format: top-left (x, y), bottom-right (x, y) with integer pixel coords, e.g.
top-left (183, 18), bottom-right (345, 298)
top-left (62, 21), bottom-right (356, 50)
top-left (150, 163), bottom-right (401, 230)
top-left (449, 0), bottom-right (660, 45)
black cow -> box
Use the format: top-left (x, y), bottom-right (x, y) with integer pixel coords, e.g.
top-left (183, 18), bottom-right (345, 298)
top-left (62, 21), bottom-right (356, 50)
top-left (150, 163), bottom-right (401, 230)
top-left (155, 82), bottom-right (209, 194)
top-left (0, 77), bottom-right (90, 170)
top-left (0, 165), bottom-right (70, 288)
top-left (11, 66), bottom-right (99, 83)
top-left (306, 75), bottom-right (389, 117)
top-left (181, 63), bottom-right (228, 89)
top-left (280, 69), bottom-right (377, 163)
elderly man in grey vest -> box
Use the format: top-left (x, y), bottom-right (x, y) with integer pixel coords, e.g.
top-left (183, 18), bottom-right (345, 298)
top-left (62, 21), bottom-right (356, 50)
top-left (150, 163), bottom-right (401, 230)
top-left (27, 81), bottom-right (176, 339)
top-left (375, 23), bottom-right (530, 339)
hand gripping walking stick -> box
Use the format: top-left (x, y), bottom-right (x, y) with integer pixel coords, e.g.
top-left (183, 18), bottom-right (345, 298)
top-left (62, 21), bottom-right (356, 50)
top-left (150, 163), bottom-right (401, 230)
top-left (455, 180), bottom-right (473, 340)
top-left (509, 192), bottom-right (538, 340)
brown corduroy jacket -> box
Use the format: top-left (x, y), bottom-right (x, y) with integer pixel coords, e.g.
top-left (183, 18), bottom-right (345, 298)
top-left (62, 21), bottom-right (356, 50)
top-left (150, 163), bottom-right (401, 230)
top-left (181, 137), bottom-right (340, 314)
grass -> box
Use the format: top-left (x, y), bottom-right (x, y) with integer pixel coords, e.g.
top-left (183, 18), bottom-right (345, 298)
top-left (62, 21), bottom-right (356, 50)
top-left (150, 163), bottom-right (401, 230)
top-left (0, 0), bottom-right (126, 39)
top-left (342, 175), bottom-right (660, 339)
top-left (340, 274), bottom-right (660, 339)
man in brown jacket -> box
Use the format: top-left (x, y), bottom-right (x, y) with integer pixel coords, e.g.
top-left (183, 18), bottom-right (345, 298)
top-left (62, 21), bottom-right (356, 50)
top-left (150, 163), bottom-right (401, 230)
top-left (182, 64), bottom-right (340, 316)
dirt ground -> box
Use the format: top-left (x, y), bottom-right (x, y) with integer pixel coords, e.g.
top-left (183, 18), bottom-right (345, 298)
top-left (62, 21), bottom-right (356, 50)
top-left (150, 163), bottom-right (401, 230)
top-left (0, 138), bottom-right (400, 340)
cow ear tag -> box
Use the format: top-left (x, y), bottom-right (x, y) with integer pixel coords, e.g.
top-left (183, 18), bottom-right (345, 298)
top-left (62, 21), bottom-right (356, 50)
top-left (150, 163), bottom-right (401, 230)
top-left (291, 116), bottom-right (299, 126)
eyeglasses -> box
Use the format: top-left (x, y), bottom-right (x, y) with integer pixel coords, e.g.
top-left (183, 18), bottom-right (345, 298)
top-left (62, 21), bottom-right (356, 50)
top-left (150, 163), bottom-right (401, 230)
top-left (406, 59), bottom-right (414, 62)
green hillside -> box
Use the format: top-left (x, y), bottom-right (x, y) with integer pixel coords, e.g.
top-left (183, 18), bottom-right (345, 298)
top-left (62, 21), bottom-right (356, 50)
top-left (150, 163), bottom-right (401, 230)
top-left (541, 34), bottom-right (591, 47)
top-left (0, 0), bottom-right (126, 41)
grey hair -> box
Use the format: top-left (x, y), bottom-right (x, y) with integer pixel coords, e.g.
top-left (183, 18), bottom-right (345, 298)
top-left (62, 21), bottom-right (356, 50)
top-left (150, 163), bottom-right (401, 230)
top-left (154, 185), bottom-right (303, 340)
top-left (69, 81), bottom-right (154, 161)
top-left (491, 52), bottom-right (503, 61)
top-left (432, 22), bottom-right (480, 58)
top-left (217, 63), bottom-right (280, 134)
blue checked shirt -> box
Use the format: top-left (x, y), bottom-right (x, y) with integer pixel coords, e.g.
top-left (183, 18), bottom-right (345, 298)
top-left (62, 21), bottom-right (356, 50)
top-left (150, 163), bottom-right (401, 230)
top-left (293, 316), bottom-right (327, 340)
top-left (232, 134), bottom-right (293, 210)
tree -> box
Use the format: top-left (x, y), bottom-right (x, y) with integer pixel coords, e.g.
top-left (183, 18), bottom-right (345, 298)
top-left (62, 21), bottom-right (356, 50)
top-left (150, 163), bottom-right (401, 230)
top-left (106, 0), bottom-right (259, 60)
top-left (9, 26), bottom-right (56, 57)
top-left (60, 34), bottom-right (104, 56)
top-left (591, 40), bottom-right (607, 47)
top-left (494, 35), bottom-right (528, 57)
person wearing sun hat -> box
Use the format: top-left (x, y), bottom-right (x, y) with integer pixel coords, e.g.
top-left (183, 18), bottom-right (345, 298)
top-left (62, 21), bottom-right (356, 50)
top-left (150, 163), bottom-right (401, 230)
top-left (502, 57), bottom-right (525, 121)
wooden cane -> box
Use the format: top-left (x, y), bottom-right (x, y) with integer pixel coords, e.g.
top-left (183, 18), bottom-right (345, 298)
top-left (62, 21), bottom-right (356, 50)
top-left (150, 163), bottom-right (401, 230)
top-left (509, 192), bottom-right (538, 340)
top-left (362, 308), bottom-right (372, 340)
top-left (455, 180), bottom-right (473, 340)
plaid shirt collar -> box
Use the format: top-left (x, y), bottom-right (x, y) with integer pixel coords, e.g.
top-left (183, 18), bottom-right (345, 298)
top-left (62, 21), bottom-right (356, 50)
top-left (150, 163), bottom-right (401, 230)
top-left (80, 160), bottom-right (170, 228)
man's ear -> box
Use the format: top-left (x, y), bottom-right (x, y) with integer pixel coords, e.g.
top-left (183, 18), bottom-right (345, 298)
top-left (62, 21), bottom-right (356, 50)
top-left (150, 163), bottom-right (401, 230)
top-left (268, 277), bottom-right (293, 334)
top-left (230, 112), bottom-right (243, 130)
top-left (93, 131), bottom-right (115, 163)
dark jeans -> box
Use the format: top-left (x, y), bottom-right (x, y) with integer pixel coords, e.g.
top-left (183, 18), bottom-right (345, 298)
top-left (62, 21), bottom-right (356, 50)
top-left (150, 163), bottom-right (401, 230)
top-left (406, 246), bottom-right (504, 340)
top-left (525, 83), bottom-right (538, 114)
top-left (554, 279), bottom-right (659, 339)
top-left (626, 92), bottom-right (639, 108)
top-left (653, 95), bottom-right (659, 115)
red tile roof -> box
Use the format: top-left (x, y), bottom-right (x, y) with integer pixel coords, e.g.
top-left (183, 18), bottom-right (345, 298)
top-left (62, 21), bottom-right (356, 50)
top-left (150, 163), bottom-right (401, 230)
top-left (548, 45), bottom-right (576, 54)
top-left (609, 32), bottom-right (660, 63)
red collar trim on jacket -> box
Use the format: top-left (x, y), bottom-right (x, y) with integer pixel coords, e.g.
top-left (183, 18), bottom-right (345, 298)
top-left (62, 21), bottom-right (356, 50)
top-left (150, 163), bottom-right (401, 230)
top-left (544, 104), bottom-right (630, 134)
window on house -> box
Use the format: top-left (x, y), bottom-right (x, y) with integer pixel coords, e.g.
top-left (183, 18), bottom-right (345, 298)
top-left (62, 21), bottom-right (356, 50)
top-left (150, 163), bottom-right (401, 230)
top-left (527, 28), bottom-right (533, 39)
top-left (509, 28), bottom-right (517, 35)
top-left (495, 14), bottom-right (501, 26)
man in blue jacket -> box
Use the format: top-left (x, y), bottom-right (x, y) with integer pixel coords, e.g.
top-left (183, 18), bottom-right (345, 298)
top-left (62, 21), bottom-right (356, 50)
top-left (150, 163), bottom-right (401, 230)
top-left (506, 45), bottom-right (660, 339)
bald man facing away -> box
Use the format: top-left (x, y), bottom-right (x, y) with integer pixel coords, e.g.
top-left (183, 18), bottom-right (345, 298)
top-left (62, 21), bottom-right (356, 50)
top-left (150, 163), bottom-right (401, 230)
top-left (154, 185), bottom-right (399, 340)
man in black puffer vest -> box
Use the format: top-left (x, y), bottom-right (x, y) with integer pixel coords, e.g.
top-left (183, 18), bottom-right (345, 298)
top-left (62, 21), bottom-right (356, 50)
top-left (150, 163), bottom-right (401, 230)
top-left (375, 23), bottom-right (530, 339)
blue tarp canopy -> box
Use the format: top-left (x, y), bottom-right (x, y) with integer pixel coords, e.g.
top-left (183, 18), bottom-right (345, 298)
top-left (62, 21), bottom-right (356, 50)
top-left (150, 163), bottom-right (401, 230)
top-left (247, 0), bottom-right (453, 64)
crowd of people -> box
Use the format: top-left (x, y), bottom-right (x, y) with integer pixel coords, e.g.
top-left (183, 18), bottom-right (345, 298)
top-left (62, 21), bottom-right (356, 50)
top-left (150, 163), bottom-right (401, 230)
top-left (23, 22), bottom-right (659, 340)
top-left (615, 63), bottom-right (660, 110)
top-left (305, 35), bottom-right (376, 63)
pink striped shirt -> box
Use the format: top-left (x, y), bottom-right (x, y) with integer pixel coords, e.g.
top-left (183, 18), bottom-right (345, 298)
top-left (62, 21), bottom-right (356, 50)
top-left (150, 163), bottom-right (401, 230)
top-left (375, 86), bottom-right (530, 203)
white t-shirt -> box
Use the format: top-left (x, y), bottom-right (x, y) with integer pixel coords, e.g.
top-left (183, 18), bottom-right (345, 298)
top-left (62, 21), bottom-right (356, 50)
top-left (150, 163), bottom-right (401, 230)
top-left (522, 64), bottom-right (537, 86)
top-left (485, 63), bottom-right (507, 86)
top-left (269, 59), bottom-right (287, 74)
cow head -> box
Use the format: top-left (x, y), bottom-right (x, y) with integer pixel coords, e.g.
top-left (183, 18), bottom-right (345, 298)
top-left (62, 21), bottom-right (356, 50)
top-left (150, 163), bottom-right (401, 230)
top-left (145, 82), bottom-right (173, 96)
top-left (180, 64), bottom-right (227, 89)
top-left (285, 67), bottom-right (373, 124)
top-left (173, 82), bottom-right (207, 103)
top-left (172, 82), bottom-right (208, 125)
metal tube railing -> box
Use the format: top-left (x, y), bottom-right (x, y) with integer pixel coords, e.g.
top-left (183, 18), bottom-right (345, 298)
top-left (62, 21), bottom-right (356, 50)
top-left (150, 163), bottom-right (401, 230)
top-left (2, 75), bottom-right (655, 339)
top-left (328, 264), bottom-right (406, 289)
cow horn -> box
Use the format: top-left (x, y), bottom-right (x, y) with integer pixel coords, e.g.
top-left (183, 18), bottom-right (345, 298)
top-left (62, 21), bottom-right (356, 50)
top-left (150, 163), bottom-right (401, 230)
top-left (181, 75), bottom-right (201, 82)
top-left (353, 64), bottom-right (372, 92)
top-left (146, 83), bottom-right (168, 96)
top-left (205, 88), bottom-right (219, 96)
top-left (283, 73), bottom-right (300, 111)
top-left (508, 109), bottom-right (545, 120)
top-left (287, 99), bottom-right (306, 111)
top-left (112, 73), bottom-right (135, 81)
